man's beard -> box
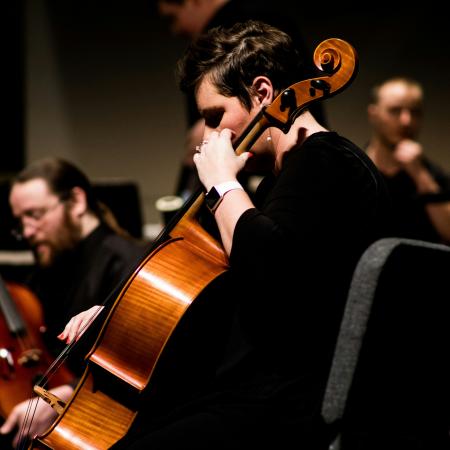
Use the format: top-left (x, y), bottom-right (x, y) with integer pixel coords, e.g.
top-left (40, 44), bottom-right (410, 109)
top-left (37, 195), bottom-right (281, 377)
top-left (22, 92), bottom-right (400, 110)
top-left (32, 210), bottom-right (83, 267)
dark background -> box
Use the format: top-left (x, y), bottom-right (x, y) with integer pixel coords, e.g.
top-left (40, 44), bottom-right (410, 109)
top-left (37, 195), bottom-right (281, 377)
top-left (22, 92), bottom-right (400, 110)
top-left (3, 1), bottom-right (450, 228)
top-left (4, 3), bottom-right (25, 173)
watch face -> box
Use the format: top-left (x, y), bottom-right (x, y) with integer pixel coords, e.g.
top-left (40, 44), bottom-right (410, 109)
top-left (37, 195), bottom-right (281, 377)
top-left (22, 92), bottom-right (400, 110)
top-left (205, 186), bottom-right (220, 211)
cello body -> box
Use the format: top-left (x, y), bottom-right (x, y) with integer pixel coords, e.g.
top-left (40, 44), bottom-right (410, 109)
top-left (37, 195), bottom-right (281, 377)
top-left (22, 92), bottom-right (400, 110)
top-left (31, 206), bottom-right (229, 449)
top-left (31, 38), bottom-right (358, 449)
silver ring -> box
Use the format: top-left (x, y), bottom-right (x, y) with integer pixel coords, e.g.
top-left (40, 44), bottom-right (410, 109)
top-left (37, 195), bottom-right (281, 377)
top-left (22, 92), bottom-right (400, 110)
top-left (196, 139), bottom-right (208, 153)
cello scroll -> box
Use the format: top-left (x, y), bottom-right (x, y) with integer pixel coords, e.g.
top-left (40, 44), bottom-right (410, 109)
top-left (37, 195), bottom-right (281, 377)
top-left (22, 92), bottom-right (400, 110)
top-left (232, 38), bottom-right (358, 157)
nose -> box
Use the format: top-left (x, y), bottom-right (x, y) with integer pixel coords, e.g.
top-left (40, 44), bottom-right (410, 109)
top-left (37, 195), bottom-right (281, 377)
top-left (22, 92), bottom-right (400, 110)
top-left (399, 109), bottom-right (413, 126)
top-left (21, 221), bottom-right (38, 240)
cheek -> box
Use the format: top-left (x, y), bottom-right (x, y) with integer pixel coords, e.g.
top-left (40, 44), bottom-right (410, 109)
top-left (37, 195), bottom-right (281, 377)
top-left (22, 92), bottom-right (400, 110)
top-left (41, 223), bottom-right (61, 243)
top-left (43, 214), bottom-right (67, 240)
top-left (378, 114), bottom-right (396, 130)
top-left (229, 110), bottom-right (255, 137)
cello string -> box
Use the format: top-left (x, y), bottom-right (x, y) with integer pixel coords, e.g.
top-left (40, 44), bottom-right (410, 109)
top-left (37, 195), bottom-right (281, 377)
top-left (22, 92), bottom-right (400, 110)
top-left (18, 240), bottom-right (152, 446)
top-left (36, 304), bottom-right (106, 385)
top-left (16, 305), bottom-right (105, 448)
top-left (38, 253), bottom-right (150, 375)
top-left (17, 276), bottom-right (128, 446)
top-left (11, 237), bottom-right (151, 447)
top-left (17, 395), bottom-right (39, 450)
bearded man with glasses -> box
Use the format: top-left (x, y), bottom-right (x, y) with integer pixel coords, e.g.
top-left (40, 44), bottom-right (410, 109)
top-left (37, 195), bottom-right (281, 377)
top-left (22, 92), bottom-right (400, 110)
top-left (1, 157), bottom-right (147, 448)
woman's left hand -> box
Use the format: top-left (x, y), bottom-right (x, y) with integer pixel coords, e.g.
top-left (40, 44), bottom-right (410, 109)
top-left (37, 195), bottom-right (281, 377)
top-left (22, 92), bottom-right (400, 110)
top-left (193, 129), bottom-right (251, 191)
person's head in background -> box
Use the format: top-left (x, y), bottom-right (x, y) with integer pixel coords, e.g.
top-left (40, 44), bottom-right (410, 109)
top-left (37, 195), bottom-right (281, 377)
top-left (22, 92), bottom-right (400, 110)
top-left (157, 0), bottom-right (229, 39)
top-left (368, 76), bottom-right (423, 151)
top-left (9, 158), bottom-right (103, 267)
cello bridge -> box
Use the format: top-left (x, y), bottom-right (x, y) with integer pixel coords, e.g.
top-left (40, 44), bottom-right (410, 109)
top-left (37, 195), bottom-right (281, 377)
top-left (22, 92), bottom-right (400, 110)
top-left (34, 385), bottom-right (66, 415)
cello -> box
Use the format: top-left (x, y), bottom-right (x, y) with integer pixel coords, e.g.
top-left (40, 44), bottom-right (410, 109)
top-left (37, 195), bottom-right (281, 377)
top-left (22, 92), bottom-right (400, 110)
top-left (30, 37), bottom-right (358, 449)
top-left (0, 276), bottom-right (73, 420)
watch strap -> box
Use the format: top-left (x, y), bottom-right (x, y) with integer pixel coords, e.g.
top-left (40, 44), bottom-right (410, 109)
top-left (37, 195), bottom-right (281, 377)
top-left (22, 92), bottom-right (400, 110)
top-left (205, 181), bottom-right (243, 213)
top-left (213, 181), bottom-right (243, 196)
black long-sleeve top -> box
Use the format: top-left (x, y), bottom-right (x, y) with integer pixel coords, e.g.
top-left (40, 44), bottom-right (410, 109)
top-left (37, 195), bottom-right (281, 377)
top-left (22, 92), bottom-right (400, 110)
top-left (217, 132), bottom-right (391, 398)
top-left (380, 158), bottom-right (450, 243)
top-left (114, 132), bottom-right (392, 448)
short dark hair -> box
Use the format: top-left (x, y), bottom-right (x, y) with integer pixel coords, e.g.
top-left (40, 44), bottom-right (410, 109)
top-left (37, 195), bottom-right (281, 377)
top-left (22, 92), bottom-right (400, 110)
top-left (177, 20), bottom-right (305, 111)
top-left (13, 157), bottom-right (101, 217)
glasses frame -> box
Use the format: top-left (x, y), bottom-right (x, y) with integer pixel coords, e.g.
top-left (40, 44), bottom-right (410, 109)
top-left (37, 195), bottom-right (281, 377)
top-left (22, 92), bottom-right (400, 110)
top-left (11, 198), bottom-right (67, 241)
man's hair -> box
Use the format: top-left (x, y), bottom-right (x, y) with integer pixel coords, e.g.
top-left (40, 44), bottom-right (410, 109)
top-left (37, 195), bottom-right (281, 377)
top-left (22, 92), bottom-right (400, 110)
top-left (13, 157), bottom-right (102, 218)
top-left (369, 76), bottom-right (423, 105)
top-left (177, 20), bottom-right (305, 110)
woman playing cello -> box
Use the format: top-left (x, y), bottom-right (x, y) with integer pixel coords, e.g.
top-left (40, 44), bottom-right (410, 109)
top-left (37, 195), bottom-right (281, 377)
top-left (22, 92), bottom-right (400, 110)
top-left (58, 20), bottom-right (391, 449)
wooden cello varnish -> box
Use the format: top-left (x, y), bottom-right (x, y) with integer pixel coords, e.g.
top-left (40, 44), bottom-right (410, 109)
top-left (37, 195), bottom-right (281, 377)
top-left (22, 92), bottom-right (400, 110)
top-left (32, 194), bottom-right (229, 449)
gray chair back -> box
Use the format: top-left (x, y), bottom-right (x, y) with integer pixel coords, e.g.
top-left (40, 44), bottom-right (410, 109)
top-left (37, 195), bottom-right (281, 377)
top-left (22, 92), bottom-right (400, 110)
top-left (322, 238), bottom-right (450, 449)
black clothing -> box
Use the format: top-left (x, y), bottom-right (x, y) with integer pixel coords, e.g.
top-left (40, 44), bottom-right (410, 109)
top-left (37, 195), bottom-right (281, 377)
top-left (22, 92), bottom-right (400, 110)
top-left (380, 158), bottom-right (450, 243)
top-left (112, 132), bottom-right (391, 449)
top-left (175, 0), bottom-right (328, 199)
top-left (28, 224), bottom-right (146, 376)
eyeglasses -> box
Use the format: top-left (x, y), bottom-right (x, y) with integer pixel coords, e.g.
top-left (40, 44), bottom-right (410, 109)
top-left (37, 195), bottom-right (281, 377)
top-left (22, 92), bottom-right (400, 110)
top-left (11, 199), bottom-right (65, 241)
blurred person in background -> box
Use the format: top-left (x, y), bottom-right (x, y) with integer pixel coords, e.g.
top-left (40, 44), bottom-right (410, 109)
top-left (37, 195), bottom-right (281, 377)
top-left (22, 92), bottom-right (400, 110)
top-left (366, 76), bottom-right (450, 244)
top-left (0, 157), bottom-right (147, 447)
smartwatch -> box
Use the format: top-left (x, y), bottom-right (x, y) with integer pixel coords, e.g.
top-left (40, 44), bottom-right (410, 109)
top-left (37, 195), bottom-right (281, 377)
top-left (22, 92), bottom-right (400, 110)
top-left (205, 181), bottom-right (243, 213)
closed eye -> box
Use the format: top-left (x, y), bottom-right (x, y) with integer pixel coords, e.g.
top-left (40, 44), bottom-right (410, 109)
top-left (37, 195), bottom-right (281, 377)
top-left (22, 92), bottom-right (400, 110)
top-left (202, 108), bottom-right (223, 129)
top-left (22, 208), bottom-right (47, 221)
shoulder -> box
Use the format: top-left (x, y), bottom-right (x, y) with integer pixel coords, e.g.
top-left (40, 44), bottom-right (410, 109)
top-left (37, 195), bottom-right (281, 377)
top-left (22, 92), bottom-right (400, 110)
top-left (101, 232), bottom-right (147, 261)
top-left (296, 131), bottom-right (367, 163)
top-left (88, 233), bottom-right (147, 284)
top-left (286, 132), bottom-right (385, 190)
top-left (86, 225), bottom-right (147, 267)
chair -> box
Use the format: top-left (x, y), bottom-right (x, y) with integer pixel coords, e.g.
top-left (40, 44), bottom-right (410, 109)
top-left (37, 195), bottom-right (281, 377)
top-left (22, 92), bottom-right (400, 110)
top-left (321, 237), bottom-right (450, 450)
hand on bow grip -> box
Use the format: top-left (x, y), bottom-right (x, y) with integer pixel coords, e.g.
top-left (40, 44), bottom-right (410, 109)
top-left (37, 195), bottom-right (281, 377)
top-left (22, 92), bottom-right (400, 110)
top-left (58, 305), bottom-right (105, 344)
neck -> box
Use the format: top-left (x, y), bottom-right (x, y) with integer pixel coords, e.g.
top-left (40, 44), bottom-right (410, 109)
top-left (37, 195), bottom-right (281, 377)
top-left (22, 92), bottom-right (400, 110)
top-left (272, 110), bottom-right (328, 173)
top-left (80, 213), bottom-right (100, 239)
top-left (285, 110), bottom-right (328, 146)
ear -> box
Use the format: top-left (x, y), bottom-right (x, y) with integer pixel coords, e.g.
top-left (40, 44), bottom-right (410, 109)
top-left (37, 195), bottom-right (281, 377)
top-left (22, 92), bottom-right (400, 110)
top-left (68, 186), bottom-right (88, 218)
top-left (251, 76), bottom-right (274, 108)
